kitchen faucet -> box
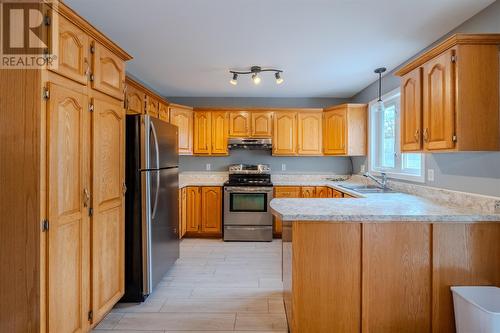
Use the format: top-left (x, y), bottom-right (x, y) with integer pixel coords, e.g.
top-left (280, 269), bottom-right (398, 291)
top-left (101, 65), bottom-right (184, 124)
top-left (363, 172), bottom-right (388, 189)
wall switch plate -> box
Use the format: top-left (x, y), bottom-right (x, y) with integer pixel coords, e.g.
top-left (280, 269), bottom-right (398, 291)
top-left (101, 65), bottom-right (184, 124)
top-left (495, 201), bottom-right (500, 214)
top-left (282, 164), bottom-right (286, 171)
top-left (360, 164), bottom-right (366, 173)
top-left (427, 169), bottom-right (435, 182)
top-left (206, 163), bottom-right (211, 171)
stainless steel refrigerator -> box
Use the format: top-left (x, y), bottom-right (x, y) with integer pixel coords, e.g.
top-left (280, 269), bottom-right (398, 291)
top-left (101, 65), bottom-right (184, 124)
top-left (122, 115), bottom-right (179, 302)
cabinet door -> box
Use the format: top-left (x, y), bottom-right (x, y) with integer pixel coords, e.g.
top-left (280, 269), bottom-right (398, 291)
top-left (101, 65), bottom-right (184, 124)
top-left (201, 187), bottom-right (222, 234)
top-left (146, 96), bottom-right (159, 118)
top-left (186, 187), bottom-right (201, 232)
top-left (301, 187), bottom-right (316, 198)
top-left (315, 186), bottom-right (329, 198)
top-left (159, 102), bottom-right (169, 122)
top-left (91, 95), bottom-right (125, 324)
top-left (170, 107), bottom-right (193, 155)
top-left (91, 42), bottom-right (125, 100)
top-left (229, 111), bottom-right (250, 137)
top-left (251, 111), bottom-right (273, 137)
top-left (211, 111), bottom-right (229, 155)
top-left (298, 112), bottom-right (323, 155)
top-left (180, 188), bottom-right (187, 238)
top-left (274, 186), bottom-right (301, 198)
top-left (193, 111), bottom-right (212, 154)
top-left (328, 188), bottom-right (344, 198)
top-left (50, 16), bottom-right (89, 85)
top-left (273, 112), bottom-right (297, 155)
top-left (46, 82), bottom-right (90, 333)
top-left (323, 109), bottom-right (347, 155)
top-left (126, 84), bottom-right (145, 115)
top-left (422, 49), bottom-right (456, 150)
top-left (401, 68), bottom-right (423, 151)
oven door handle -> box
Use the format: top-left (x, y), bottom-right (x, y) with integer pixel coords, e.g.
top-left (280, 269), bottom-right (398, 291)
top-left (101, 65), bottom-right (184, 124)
top-left (224, 187), bottom-right (274, 193)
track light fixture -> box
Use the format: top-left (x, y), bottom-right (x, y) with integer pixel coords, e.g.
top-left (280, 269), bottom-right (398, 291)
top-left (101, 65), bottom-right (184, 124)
top-left (229, 66), bottom-right (284, 86)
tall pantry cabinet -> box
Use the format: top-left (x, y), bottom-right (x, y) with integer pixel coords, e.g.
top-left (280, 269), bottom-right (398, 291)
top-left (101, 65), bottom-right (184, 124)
top-left (0, 2), bottom-right (132, 333)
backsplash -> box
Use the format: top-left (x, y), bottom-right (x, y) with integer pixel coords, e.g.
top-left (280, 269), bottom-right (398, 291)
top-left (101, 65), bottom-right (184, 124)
top-left (179, 149), bottom-right (353, 173)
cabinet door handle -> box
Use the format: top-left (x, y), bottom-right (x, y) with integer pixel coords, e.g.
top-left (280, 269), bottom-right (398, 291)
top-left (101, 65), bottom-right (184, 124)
top-left (414, 129), bottom-right (420, 143)
top-left (423, 128), bottom-right (429, 142)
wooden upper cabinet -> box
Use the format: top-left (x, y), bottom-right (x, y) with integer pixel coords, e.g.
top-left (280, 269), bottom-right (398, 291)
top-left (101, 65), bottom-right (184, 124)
top-left (323, 104), bottom-right (367, 156)
top-left (91, 41), bottom-right (126, 100)
top-left (146, 96), bottom-right (159, 118)
top-left (125, 83), bottom-right (145, 115)
top-left (201, 187), bottom-right (222, 234)
top-left (323, 108), bottom-right (347, 155)
top-left (273, 112), bottom-right (297, 155)
top-left (50, 16), bottom-right (89, 85)
top-left (395, 34), bottom-right (500, 152)
top-left (170, 105), bottom-right (193, 155)
top-left (159, 102), bottom-right (169, 122)
top-left (251, 111), bottom-right (273, 137)
top-left (193, 111), bottom-right (211, 155)
top-left (46, 82), bottom-right (90, 333)
top-left (211, 111), bottom-right (229, 155)
top-left (91, 94), bottom-right (125, 324)
top-left (401, 68), bottom-right (423, 152)
top-left (229, 111), bottom-right (251, 137)
top-left (298, 112), bottom-right (323, 155)
top-left (422, 49), bottom-right (456, 151)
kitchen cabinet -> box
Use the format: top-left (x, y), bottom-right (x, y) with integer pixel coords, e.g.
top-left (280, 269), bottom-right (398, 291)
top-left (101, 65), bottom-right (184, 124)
top-left (91, 41), bottom-right (126, 100)
top-left (251, 111), bottom-right (274, 137)
top-left (193, 110), bottom-right (229, 155)
top-left (46, 81), bottom-right (91, 333)
top-left (323, 104), bottom-right (367, 156)
top-left (170, 104), bottom-right (194, 155)
top-left (274, 186), bottom-right (302, 198)
top-left (125, 78), bottom-right (146, 115)
top-left (300, 187), bottom-right (316, 198)
top-left (193, 111), bottom-right (211, 154)
top-left (183, 186), bottom-right (222, 237)
top-left (315, 186), bottom-right (330, 198)
top-left (273, 111), bottom-right (298, 155)
top-left (229, 111), bottom-right (251, 137)
top-left (159, 102), bottom-right (169, 122)
top-left (146, 95), bottom-right (159, 118)
top-left (49, 15), bottom-right (89, 85)
top-left (297, 112), bottom-right (323, 155)
top-left (91, 93), bottom-right (126, 323)
top-left (395, 34), bottom-right (500, 152)
top-left (179, 188), bottom-right (187, 238)
top-left (400, 67), bottom-right (423, 151)
top-left (328, 188), bottom-right (344, 198)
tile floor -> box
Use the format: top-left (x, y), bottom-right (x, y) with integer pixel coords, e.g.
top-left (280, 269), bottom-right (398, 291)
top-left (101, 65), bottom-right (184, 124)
top-left (93, 238), bottom-right (288, 333)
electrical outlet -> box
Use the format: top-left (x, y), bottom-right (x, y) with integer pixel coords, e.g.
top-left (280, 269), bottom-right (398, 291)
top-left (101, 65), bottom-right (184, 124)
top-left (281, 164), bottom-right (286, 171)
top-left (427, 169), bottom-right (435, 182)
top-left (360, 164), bottom-right (366, 173)
top-left (206, 163), bottom-right (211, 171)
top-left (495, 201), bottom-right (500, 214)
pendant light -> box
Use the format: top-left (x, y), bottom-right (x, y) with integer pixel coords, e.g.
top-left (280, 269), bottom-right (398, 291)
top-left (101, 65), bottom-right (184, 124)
top-left (374, 67), bottom-right (387, 113)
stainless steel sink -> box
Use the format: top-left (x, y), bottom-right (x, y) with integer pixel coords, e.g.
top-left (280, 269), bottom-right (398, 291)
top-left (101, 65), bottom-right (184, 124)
top-left (338, 184), bottom-right (396, 194)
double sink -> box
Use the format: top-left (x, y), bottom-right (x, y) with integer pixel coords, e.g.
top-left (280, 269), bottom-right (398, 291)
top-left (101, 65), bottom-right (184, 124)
top-left (338, 184), bottom-right (396, 194)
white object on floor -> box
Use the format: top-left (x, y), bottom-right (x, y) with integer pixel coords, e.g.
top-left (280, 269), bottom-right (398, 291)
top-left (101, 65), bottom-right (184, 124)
top-left (451, 286), bottom-right (500, 333)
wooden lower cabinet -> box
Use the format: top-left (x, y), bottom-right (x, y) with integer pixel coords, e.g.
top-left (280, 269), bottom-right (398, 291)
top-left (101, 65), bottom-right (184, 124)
top-left (328, 188), bottom-right (344, 198)
top-left (179, 188), bottom-right (187, 238)
top-left (315, 186), bottom-right (330, 198)
top-left (283, 221), bottom-right (500, 333)
top-left (300, 187), bottom-right (316, 198)
top-left (182, 186), bottom-right (222, 237)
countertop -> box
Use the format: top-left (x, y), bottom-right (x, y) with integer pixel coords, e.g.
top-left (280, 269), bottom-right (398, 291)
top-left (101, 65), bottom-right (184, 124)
top-left (270, 180), bottom-right (500, 223)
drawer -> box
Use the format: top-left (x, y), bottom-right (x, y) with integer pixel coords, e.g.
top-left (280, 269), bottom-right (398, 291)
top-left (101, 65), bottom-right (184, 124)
top-left (223, 226), bottom-right (273, 242)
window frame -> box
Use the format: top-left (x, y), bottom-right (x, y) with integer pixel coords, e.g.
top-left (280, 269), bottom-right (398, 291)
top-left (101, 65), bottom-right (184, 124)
top-left (368, 88), bottom-right (425, 183)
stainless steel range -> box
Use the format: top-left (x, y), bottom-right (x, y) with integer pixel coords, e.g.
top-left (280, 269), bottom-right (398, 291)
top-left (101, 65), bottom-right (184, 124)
top-left (223, 164), bottom-right (273, 242)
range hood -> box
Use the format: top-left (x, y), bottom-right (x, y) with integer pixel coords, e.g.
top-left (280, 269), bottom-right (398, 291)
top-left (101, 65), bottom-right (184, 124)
top-left (228, 138), bottom-right (272, 150)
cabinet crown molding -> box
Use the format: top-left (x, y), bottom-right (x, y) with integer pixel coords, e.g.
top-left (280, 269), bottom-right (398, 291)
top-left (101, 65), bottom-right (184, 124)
top-left (395, 33), bottom-right (500, 76)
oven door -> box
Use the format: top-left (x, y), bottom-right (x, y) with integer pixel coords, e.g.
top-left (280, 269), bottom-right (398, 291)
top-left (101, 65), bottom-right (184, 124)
top-left (223, 186), bottom-right (273, 226)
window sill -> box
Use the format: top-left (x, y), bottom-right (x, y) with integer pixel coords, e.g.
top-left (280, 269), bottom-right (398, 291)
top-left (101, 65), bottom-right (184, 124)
top-left (370, 169), bottom-right (425, 183)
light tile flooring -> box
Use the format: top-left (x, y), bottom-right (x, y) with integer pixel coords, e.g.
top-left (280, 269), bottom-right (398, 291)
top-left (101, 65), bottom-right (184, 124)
top-left (93, 238), bottom-right (288, 333)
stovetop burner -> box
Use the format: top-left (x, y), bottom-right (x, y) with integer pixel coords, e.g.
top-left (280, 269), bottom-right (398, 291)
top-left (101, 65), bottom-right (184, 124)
top-left (224, 165), bottom-right (273, 187)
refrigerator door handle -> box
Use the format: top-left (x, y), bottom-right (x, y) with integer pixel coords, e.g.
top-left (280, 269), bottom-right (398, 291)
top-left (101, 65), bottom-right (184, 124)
top-left (150, 121), bottom-right (161, 220)
top-left (150, 121), bottom-right (160, 170)
top-left (151, 171), bottom-right (160, 220)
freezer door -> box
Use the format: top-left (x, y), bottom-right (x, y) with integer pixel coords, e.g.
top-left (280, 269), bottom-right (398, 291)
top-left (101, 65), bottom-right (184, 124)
top-left (146, 167), bottom-right (179, 292)
top-left (141, 116), bottom-right (179, 170)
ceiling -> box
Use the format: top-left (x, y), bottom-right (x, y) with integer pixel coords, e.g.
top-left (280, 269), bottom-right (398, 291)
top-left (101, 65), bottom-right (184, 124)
top-left (65, 0), bottom-right (494, 98)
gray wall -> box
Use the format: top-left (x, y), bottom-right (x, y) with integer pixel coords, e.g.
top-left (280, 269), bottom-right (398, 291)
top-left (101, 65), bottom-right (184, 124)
top-left (167, 97), bottom-right (348, 108)
top-left (350, 0), bottom-right (500, 197)
top-left (180, 150), bottom-right (352, 174)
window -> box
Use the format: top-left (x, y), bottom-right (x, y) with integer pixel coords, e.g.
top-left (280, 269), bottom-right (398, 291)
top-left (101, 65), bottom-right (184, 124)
top-left (369, 88), bottom-right (424, 182)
